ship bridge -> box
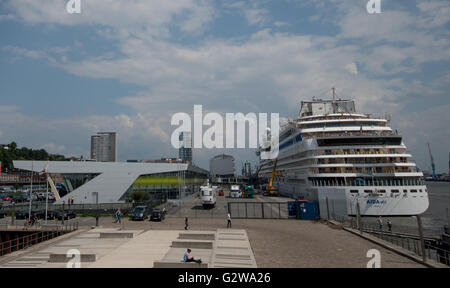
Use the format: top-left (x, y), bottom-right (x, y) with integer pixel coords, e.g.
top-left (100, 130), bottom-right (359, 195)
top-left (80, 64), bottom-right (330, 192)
top-left (299, 99), bottom-right (356, 118)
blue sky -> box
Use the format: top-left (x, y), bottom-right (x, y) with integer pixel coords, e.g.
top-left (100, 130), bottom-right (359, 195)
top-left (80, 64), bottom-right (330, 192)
top-left (0, 0), bottom-right (449, 172)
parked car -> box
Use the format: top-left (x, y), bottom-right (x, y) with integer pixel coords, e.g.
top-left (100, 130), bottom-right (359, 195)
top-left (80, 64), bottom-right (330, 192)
top-left (33, 210), bottom-right (57, 220)
top-left (12, 194), bottom-right (29, 203)
top-left (57, 210), bottom-right (76, 220)
top-left (131, 206), bottom-right (150, 221)
top-left (2, 195), bottom-right (12, 202)
top-left (15, 210), bottom-right (30, 219)
top-left (45, 210), bottom-right (57, 220)
top-left (150, 209), bottom-right (165, 221)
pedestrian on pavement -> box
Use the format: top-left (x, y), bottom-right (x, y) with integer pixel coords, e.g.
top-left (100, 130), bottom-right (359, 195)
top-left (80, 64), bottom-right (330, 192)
top-left (114, 208), bottom-right (121, 223)
top-left (71, 196), bottom-right (74, 205)
top-left (378, 216), bottom-right (383, 231)
top-left (387, 219), bottom-right (392, 232)
top-left (185, 216), bottom-right (189, 230)
top-left (227, 212), bottom-right (232, 228)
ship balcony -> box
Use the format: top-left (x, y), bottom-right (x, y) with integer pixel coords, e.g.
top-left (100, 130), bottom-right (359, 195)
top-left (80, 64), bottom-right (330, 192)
top-left (310, 166), bottom-right (418, 174)
top-left (302, 130), bottom-right (397, 139)
top-left (310, 177), bottom-right (426, 187)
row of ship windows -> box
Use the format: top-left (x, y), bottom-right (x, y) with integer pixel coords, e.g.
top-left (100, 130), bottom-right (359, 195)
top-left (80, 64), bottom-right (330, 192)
top-left (299, 121), bottom-right (386, 129)
top-left (279, 149), bottom-right (407, 163)
top-left (350, 189), bottom-right (426, 194)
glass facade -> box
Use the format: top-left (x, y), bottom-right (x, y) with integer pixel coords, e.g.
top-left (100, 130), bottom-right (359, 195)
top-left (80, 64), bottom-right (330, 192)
top-left (49, 173), bottom-right (100, 197)
top-left (120, 170), bottom-right (207, 202)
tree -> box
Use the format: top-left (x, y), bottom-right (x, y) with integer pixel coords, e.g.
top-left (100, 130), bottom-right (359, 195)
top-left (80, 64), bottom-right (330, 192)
top-left (0, 142), bottom-right (69, 173)
top-left (129, 190), bottom-right (150, 202)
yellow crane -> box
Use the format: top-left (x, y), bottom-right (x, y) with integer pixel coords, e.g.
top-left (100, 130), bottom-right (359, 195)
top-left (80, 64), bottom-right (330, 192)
top-left (266, 159), bottom-right (279, 196)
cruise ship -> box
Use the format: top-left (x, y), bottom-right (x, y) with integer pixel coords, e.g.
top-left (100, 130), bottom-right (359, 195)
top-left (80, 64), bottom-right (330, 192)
top-left (258, 89), bottom-right (429, 217)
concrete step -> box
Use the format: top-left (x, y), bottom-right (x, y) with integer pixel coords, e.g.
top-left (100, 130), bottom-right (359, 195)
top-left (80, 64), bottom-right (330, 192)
top-left (48, 253), bottom-right (96, 263)
top-left (171, 240), bottom-right (213, 249)
top-left (100, 232), bottom-right (134, 239)
top-left (153, 261), bottom-right (208, 268)
top-left (178, 232), bottom-right (215, 241)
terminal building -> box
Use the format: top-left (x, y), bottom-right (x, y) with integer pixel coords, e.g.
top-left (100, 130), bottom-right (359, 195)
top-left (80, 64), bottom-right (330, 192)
top-left (13, 160), bottom-right (208, 204)
top-left (210, 154), bottom-right (241, 184)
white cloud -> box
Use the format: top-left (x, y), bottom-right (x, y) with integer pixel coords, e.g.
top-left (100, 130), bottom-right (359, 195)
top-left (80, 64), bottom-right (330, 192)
top-left (6, 0), bottom-right (216, 38)
top-left (417, 0), bottom-right (450, 28)
top-left (345, 62), bottom-right (358, 75)
top-left (0, 14), bottom-right (16, 21)
top-left (43, 143), bottom-right (66, 153)
top-left (244, 8), bottom-right (269, 26)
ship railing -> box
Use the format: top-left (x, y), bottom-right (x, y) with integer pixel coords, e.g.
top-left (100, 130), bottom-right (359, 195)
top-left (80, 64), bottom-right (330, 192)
top-left (302, 131), bottom-right (398, 139)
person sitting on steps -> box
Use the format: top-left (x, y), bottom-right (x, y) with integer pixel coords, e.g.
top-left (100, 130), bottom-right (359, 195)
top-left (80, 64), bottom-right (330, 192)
top-left (183, 248), bottom-right (202, 264)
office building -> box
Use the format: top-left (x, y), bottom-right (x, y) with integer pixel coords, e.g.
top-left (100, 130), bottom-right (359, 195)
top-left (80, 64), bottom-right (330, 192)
top-left (91, 132), bottom-right (117, 162)
top-left (178, 132), bottom-right (192, 163)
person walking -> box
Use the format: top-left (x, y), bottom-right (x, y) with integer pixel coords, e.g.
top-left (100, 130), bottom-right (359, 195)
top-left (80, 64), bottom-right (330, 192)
top-left (185, 217), bottom-right (189, 230)
top-left (378, 216), bottom-right (383, 231)
top-left (71, 196), bottom-right (74, 205)
top-left (114, 208), bottom-right (121, 224)
top-left (227, 212), bottom-right (232, 228)
top-left (387, 219), bottom-right (392, 232)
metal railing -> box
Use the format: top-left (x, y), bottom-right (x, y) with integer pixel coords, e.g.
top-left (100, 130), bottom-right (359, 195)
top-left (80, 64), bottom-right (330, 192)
top-left (330, 215), bottom-right (450, 266)
top-left (1, 200), bottom-right (162, 216)
top-left (228, 202), bottom-right (289, 219)
top-left (0, 223), bottom-right (78, 257)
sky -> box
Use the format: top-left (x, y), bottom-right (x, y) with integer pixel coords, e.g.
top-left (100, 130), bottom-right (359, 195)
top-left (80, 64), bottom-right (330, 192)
top-left (0, 0), bottom-right (449, 173)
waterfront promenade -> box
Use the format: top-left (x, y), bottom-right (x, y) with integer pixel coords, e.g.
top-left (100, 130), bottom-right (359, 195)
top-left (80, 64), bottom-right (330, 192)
top-left (0, 216), bottom-right (425, 268)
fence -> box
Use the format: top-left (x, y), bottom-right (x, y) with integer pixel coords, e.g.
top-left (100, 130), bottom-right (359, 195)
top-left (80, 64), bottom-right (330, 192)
top-left (0, 223), bottom-right (78, 256)
top-left (228, 202), bottom-right (289, 219)
top-left (330, 215), bottom-right (450, 266)
top-left (1, 200), bottom-right (162, 216)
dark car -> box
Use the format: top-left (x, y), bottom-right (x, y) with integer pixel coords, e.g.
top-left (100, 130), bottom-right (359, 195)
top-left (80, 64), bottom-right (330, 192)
top-left (57, 210), bottom-right (76, 220)
top-left (131, 206), bottom-right (150, 221)
top-left (45, 210), bottom-right (57, 220)
top-left (150, 209), bottom-right (165, 221)
top-left (15, 210), bottom-right (30, 219)
top-left (12, 194), bottom-right (29, 203)
top-left (33, 210), bottom-right (56, 220)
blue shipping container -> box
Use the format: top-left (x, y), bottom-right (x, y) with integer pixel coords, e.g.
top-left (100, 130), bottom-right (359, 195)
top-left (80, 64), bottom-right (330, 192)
top-left (288, 201), bottom-right (297, 216)
top-left (297, 202), bottom-right (319, 220)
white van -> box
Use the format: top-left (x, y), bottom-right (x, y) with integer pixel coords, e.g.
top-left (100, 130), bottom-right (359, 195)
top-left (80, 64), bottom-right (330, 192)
top-left (230, 185), bottom-right (241, 198)
top-left (200, 185), bottom-right (217, 209)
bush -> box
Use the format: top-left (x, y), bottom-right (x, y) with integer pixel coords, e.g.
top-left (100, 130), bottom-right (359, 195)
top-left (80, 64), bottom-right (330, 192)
top-left (129, 190), bottom-right (150, 202)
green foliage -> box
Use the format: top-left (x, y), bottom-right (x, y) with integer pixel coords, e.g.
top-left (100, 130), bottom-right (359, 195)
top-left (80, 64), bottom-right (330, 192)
top-left (129, 190), bottom-right (150, 202)
top-left (0, 142), bottom-right (68, 173)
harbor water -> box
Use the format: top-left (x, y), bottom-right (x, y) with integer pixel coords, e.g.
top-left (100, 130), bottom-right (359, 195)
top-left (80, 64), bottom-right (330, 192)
top-left (361, 182), bottom-right (450, 236)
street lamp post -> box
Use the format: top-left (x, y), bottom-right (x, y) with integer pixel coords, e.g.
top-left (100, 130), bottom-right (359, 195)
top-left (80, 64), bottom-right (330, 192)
top-left (93, 192), bottom-right (99, 227)
top-left (28, 161), bottom-right (33, 223)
